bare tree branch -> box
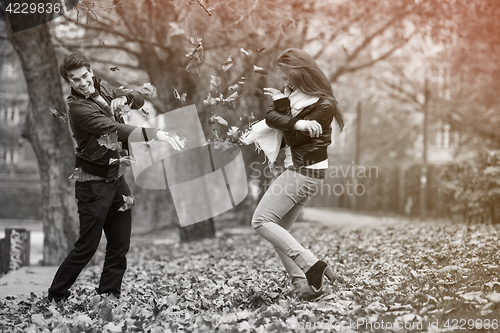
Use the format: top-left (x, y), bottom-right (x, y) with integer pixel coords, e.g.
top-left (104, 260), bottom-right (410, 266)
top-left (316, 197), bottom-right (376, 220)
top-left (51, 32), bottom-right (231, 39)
top-left (369, 73), bottom-right (421, 107)
top-left (341, 32), bottom-right (415, 75)
top-left (311, 5), bottom-right (373, 59)
top-left (70, 20), bottom-right (172, 52)
top-left (55, 37), bottom-right (140, 57)
top-left (233, 0), bottom-right (260, 26)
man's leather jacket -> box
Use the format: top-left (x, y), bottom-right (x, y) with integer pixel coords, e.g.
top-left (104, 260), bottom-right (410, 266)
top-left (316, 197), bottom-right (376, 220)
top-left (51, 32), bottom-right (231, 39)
top-left (67, 76), bottom-right (155, 179)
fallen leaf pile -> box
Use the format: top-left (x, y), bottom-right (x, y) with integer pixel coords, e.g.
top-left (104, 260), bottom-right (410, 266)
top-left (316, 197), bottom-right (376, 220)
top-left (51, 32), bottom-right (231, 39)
top-left (1, 220), bottom-right (500, 332)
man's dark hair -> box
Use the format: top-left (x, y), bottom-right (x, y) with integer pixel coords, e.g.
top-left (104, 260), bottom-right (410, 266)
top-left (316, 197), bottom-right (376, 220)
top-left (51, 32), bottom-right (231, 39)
top-left (59, 52), bottom-right (91, 82)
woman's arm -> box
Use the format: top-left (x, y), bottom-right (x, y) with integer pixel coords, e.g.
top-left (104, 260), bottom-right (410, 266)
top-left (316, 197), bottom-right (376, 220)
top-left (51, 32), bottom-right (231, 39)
top-left (278, 102), bottom-right (334, 147)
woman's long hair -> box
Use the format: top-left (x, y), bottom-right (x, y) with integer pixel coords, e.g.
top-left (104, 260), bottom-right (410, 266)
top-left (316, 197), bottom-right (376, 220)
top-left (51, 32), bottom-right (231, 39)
top-left (274, 48), bottom-right (345, 131)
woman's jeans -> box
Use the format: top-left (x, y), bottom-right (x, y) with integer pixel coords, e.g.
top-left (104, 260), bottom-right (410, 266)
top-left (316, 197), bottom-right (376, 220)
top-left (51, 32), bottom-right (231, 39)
top-left (252, 169), bottom-right (322, 282)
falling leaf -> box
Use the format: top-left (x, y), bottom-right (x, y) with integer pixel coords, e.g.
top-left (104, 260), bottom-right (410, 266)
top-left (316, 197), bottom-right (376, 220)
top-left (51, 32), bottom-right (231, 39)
top-left (212, 138), bottom-right (237, 151)
top-left (186, 36), bottom-right (204, 64)
top-left (49, 108), bottom-right (68, 122)
top-left (109, 66), bottom-right (120, 72)
top-left (253, 65), bottom-right (268, 75)
top-left (138, 83), bottom-right (156, 97)
top-left (228, 84), bottom-right (239, 90)
top-left (114, 104), bottom-right (132, 118)
top-left (140, 105), bottom-right (153, 118)
top-left (225, 91), bottom-right (238, 102)
top-left (119, 195), bottom-right (135, 212)
top-left (206, 6), bottom-right (215, 15)
top-left (227, 126), bottom-right (239, 136)
top-left (102, 41), bottom-right (108, 48)
top-left (210, 75), bottom-right (222, 92)
top-left (174, 88), bottom-right (187, 103)
top-left (240, 48), bottom-right (249, 56)
top-left (221, 55), bottom-right (235, 72)
top-left (184, 62), bottom-right (200, 76)
top-left (118, 86), bottom-right (133, 94)
top-left (238, 77), bottom-right (247, 84)
top-left (252, 88), bottom-right (264, 97)
top-left (109, 156), bottom-right (136, 168)
top-left (203, 94), bottom-right (216, 106)
top-left (97, 132), bottom-right (122, 152)
top-left (256, 47), bottom-right (266, 52)
top-left (210, 115), bottom-right (228, 126)
top-left (69, 167), bottom-right (83, 180)
top-left (214, 92), bottom-right (239, 103)
top-left (168, 22), bottom-right (185, 36)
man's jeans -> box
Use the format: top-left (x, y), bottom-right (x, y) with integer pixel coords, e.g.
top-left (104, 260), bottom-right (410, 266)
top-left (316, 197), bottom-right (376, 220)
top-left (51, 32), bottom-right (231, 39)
top-left (48, 177), bottom-right (132, 299)
top-left (252, 169), bottom-right (322, 282)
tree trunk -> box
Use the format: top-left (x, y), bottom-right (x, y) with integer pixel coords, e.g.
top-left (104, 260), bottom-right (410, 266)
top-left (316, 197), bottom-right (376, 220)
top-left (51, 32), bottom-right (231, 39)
top-left (7, 22), bottom-right (79, 265)
top-left (179, 218), bottom-right (216, 242)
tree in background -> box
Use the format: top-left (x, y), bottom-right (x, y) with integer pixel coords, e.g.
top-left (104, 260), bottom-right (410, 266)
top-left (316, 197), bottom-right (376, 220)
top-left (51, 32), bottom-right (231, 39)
top-left (3, 7), bottom-right (79, 265)
top-left (435, 0), bottom-right (500, 146)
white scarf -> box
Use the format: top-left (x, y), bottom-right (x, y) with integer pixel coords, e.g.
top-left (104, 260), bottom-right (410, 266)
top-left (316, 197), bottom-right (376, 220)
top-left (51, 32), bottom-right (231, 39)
top-left (240, 90), bottom-right (319, 168)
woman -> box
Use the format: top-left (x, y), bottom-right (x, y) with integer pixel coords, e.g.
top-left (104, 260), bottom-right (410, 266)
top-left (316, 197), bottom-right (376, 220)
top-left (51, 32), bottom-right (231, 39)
top-left (251, 48), bottom-right (345, 299)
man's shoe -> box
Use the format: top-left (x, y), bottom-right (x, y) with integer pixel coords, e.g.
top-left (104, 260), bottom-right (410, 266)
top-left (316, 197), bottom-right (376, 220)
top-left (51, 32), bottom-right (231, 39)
top-left (292, 278), bottom-right (324, 300)
top-left (47, 291), bottom-right (71, 303)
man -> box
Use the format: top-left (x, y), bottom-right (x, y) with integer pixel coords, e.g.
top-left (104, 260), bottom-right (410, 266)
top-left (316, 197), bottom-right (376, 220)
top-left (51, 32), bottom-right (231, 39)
top-left (48, 52), bottom-right (184, 302)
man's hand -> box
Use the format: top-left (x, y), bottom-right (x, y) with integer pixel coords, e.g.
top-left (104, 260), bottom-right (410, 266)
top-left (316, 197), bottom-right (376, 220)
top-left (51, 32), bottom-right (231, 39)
top-left (110, 96), bottom-right (128, 111)
top-left (156, 130), bottom-right (185, 151)
top-left (294, 120), bottom-right (322, 137)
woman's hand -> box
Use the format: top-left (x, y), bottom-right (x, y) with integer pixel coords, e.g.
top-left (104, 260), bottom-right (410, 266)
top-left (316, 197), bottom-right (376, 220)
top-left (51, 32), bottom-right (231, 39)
top-left (156, 130), bottom-right (185, 151)
top-left (294, 120), bottom-right (322, 137)
top-left (263, 87), bottom-right (285, 99)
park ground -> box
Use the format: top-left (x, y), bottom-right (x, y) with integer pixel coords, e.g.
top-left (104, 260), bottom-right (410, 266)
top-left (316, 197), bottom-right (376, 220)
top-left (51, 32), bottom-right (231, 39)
top-left (1, 207), bottom-right (500, 332)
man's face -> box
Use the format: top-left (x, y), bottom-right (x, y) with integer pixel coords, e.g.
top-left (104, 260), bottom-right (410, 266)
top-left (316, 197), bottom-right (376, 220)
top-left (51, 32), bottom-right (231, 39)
top-left (66, 67), bottom-right (95, 96)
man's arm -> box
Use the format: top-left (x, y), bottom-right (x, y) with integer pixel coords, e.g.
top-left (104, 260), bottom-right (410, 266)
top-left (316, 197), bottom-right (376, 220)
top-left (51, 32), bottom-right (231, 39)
top-left (70, 104), bottom-right (184, 150)
top-left (70, 104), bottom-right (152, 141)
top-left (100, 79), bottom-right (145, 111)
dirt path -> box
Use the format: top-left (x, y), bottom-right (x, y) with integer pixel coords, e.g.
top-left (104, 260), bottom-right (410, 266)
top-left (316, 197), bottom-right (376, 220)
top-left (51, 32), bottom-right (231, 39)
top-left (301, 207), bottom-right (407, 229)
